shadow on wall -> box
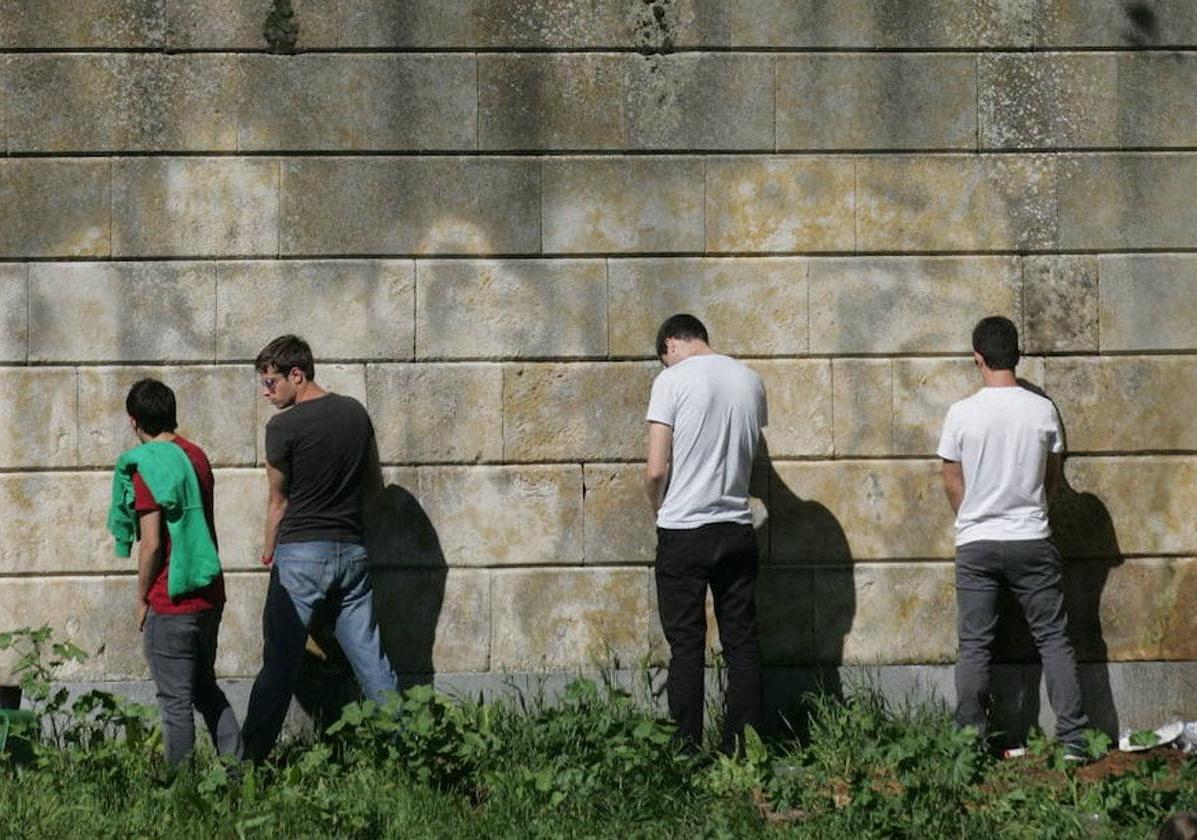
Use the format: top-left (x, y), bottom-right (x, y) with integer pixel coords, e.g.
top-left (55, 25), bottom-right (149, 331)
top-left (754, 440), bottom-right (856, 739)
top-left (985, 380), bottom-right (1122, 745)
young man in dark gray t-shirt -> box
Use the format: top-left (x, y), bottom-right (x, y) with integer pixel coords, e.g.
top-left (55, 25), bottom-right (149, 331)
top-left (240, 334), bottom-right (397, 761)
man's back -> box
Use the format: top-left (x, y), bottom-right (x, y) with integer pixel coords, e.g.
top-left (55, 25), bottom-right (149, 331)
top-left (265, 393), bottom-right (373, 544)
top-left (647, 354), bottom-right (766, 529)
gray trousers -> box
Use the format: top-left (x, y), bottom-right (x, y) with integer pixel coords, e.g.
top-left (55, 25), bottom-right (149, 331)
top-left (955, 538), bottom-right (1088, 746)
top-left (143, 607), bottom-right (241, 765)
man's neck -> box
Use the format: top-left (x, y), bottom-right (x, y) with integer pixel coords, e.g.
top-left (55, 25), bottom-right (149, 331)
top-left (294, 380), bottom-right (328, 404)
top-left (980, 368), bottom-right (1018, 387)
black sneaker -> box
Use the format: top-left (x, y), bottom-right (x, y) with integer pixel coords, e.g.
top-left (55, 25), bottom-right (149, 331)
top-left (1063, 743), bottom-right (1093, 765)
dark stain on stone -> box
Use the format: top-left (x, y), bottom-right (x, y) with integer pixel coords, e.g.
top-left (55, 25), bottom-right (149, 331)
top-left (1122, 2), bottom-right (1158, 46)
top-left (264, 0), bottom-right (300, 54)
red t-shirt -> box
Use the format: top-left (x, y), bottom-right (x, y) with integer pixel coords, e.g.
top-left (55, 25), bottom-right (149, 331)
top-left (132, 436), bottom-right (225, 614)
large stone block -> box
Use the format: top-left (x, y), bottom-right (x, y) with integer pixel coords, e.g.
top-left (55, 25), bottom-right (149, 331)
top-left (891, 359), bottom-right (977, 457)
top-left (0, 1), bottom-right (166, 48)
top-left (417, 465), bottom-right (583, 567)
top-left (77, 366), bottom-right (256, 468)
top-left (747, 361), bottom-right (833, 458)
top-left (112, 159), bottom-right (278, 258)
top-left (1046, 357), bottom-right (1197, 452)
top-left (502, 362), bottom-right (658, 461)
top-left (217, 260), bottom-right (415, 361)
top-left (0, 160), bottom-right (110, 258)
top-left (857, 156), bottom-right (1056, 251)
top-left (809, 257), bottom-right (1022, 354)
top-left (1022, 256), bottom-right (1098, 353)
top-left (980, 53), bottom-right (1197, 149)
top-left (0, 368), bottom-right (77, 468)
top-left (214, 570), bottom-right (271, 678)
top-left (607, 258), bottom-right (808, 357)
top-left (705, 158), bottom-right (855, 253)
top-left (416, 260), bottom-right (607, 359)
top-left (0, 472), bottom-right (117, 575)
top-left (5, 55), bottom-right (240, 153)
top-left (1036, 0), bottom-right (1197, 48)
top-left (624, 53), bottom-right (774, 150)
top-left (374, 568), bottom-right (490, 673)
top-left (582, 464), bottom-right (656, 567)
top-left (367, 364), bottom-right (503, 463)
top-left (281, 158), bottom-right (540, 256)
top-left (1057, 154), bottom-right (1197, 250)
top-left (0, 265), bottom-right (26, 362)
top-left (1099, 255), bottom-right (1197, 352)
top-left (832, 359), bottom-right (892, 456)
top-left (777, 54), bottom-right (976, 150)
top-left (28, 262), bottom-right (216, 363)
top-left (479, 54), bottom-right (624, 150)
top-left (163, 0), bottom-right (337, 49)
top-left (771, 461), bottom-right (954, 562)
top-left (255, 364), bottom-right (367, 466)
top-left (490, 568), bottom-right (651, 671)
top-left (824, 563), bottom-right (957, 665)
top-left (1055, 456), bottom-right (1197, 558)
top-left (211, 468), bottom-right (267, 571)
top-left (542, 158), bottom-right (704, 253)
top-left (239, 55), bottom-right (475, 151)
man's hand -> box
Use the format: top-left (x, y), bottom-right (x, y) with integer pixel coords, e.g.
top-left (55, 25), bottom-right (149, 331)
top-left (136, 601), bottom-right (148, 632)
top-left (259, 553), bottom-right (274, 568)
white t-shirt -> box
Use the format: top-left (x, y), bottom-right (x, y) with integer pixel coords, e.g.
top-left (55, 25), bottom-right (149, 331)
top-left (937, 386), bottom-right (1064, 546)
top-left (646, 354), bottom-right (767, 529)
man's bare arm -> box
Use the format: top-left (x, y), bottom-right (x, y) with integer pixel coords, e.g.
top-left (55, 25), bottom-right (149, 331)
top-left (942, 460), bottom-right (965, 515)
top-left (136, 509), bottom-right (162, 629)
top-left (261, 462), bottom-right (288, 565)
top-left (644, 422), bottom-right (673, 513)
top-left (1044, 452), bottom-right (1063, 504)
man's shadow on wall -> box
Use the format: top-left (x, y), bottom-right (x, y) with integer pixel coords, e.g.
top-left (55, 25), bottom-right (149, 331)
top-left (753, 440), bottom-right (855, 741)
top-left (292, 449), bottom-right (447, 729)
top-left (987, 381), bottom-right (1122, 745)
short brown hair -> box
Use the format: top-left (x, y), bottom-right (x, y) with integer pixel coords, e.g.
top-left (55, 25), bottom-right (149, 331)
top-left (255, 334), bottom-right (315, 380)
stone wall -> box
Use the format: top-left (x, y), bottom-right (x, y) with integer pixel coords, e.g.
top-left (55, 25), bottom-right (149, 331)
top-left (2, 1), bottom-right (1195, 726)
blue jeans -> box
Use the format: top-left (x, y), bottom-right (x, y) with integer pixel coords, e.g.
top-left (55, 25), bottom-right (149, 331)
top-left (241, 541), bottom-right (397, 760)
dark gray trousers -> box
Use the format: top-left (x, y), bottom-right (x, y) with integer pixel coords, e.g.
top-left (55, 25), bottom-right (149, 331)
top-left (143, 607), bottom-right (241, 765)
top-left (955, 538), bottom-right (1088, 746)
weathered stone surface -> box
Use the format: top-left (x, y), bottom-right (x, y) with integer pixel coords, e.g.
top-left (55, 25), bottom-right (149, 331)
top-left (1099, 255), bottom-right (1197, 352)
top-left (1036, 0), bottom-right (1197, 48)
top-left (1056, 456), bottom-right (1197, 557)
top-left (542, 158), bottom-right (704, 253)
top-left (5, 55), bottom-right (240, 153)
top-left (0, 368), bottom-right (76, 468)
top-left (239, 55), bottom-right (475, 151)
top-left (0, 265), bottom-right (26, 362)
top-left (980, 53), bottom-right (1197, 149)
top-left (29, 262), bottom-right (216, 363)
top-left (215, 571), bottom-right (271, 677)
top-left (891, 359), bottom-right (977, 457)
top-left (374, 568), bottom-right (490, 673)
top-left (1046, 357), bottom-right (1197, 452)
top-left (255, 364), bottom-right (367, 466)
top-left (0, 0), bottom-right (166, 48)
top-left (217, 260), bottom-right (414, 361)
top-left (748, 361), bottom-right (833, 458)
top-left (1023, 256), bottom-right (1098, 353)
top-left (281, 158), bottom-right (540, 256)
top-left (832, 359), bottom-right (892, 456)
top-left (825, 563), bottom-right (957, 665)
top-left (502, 362), bottom-right (657, 461)
top-left (809, 257), bottom-right (1022, 354)
top-left (0, 472), bottom-right (118, 574)
top-left (211, 469), bottom-right (267, 570)
top-left (479, 54), bottom-right (624, 150)
top-left (756, 568), bottom-right (815, 665)
top-left (705, 158), bottom-right (855, 253)
top-left (490, 568), bottom-right (651, 671)
top-left (0, 160), bottom-right (110, 258)
top-left (778, 55), bottom-right (976, 150)
top-left (857, 156), bottom-right (1056, 251)
top-left (1057, 154), bottom-right (1197, 250)
top-left (112, 159), bottom-right (278, 257)
top-left (607, 258), bottom-right (808, 357)
top-left (771, 461), bottom-right (954, 562)
top-left (416, 260), bottom-right (607, 359)
top-left (163, 0), bottom-right (337, 49)
top-left (77, 366), bottom-right (256, 468)
top-left (368, 364), bottom-right (503, 463)
top-left (417, 465), bottom-right (583, 567)
top-left (582, 464), bottom-right (656, 567)
top-left (624, 53), bottom-right (774, 150)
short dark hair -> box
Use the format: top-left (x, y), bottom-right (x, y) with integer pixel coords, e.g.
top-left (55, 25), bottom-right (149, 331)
top-left (972, 316), bottom-right (1020, 371)
top-left (126, 378), bottom-right (177, 436)
top-left (1160, 812), bottom-right (1197, 840)
top-left (655, 314), bottom-right (709, 357)
top-left (255, 334), bottom-right (315, 379)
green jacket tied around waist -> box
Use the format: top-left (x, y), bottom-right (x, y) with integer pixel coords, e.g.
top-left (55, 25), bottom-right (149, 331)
top-left (106, 441), bottom-right (221, 598)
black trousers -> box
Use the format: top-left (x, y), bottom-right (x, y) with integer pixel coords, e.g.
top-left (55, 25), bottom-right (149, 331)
top-left (655, 522), bottom-right (763, 754)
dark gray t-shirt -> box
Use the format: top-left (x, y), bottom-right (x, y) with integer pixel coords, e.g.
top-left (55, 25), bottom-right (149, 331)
top-left (265, 393), bottom-right (373, 544)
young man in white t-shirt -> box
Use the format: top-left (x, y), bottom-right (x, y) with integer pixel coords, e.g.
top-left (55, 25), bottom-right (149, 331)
top-left (938, 316), bottom-right (1089, 758)
top-left (645, 314), bottom-right (767, 754)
